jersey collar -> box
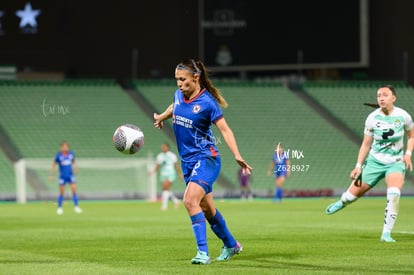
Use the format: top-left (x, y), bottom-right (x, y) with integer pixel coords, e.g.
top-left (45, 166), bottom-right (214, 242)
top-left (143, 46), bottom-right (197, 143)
top-left (183, 88), bottom-right (206, 104)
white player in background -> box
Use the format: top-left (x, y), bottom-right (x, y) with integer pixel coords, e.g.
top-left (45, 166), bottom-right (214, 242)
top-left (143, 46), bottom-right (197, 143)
top-left (148, 142), bottom-right (183, 210)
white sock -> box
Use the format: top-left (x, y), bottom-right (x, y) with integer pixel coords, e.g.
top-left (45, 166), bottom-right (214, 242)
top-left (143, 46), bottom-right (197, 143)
top-left (169, 191), bottom-right (179, 204)
top-left (382, 187), bottom-right (401, 234)
top-left (161, 190), bottom-right (169, 209)
top-left (340, 190), bottom-right (358, 204)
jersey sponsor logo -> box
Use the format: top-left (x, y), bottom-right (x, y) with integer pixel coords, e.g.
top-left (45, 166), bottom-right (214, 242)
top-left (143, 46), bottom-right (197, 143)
top-left (192, 104), bottom-right (201, 114)
top-left (381, 128), bottom-right (394, 140)
top-left (59, 156), bottom-right (73, 166)
top-left (60, 159), bottom-right (72, 166)
top-left (174, 115), bottom-right (193, 128)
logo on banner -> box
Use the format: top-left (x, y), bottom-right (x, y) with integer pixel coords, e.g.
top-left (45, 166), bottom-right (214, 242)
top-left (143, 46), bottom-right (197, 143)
top-left (202, 9), bottom-right (247, 36)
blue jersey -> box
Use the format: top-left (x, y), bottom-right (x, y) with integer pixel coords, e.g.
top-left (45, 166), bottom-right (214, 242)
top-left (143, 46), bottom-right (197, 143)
top-left (172, 88), bottom-right (223, 162)
top-left (272, 151), bottom-right (288, 175)
top-left (54, 151), bottom-right (75, 177)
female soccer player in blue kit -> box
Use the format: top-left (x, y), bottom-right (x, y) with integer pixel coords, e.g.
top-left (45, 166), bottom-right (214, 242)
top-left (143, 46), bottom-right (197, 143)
top-left (267, 143), bottom-right (290, 202)
top-left (153, 59), bottom-right (252, 264)
top-left (49, 141), bottom-right (82, 215)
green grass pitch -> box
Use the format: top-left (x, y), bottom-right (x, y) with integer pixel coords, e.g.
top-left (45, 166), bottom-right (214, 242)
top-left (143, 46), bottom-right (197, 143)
top-left (1, 198), bottom-right (414, 274)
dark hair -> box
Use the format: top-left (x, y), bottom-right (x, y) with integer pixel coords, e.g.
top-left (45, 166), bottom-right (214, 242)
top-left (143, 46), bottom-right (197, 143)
top-left (364, 85), bottom-right (396, 108)
top-left (176, 59), bottom-right (228, 108)
top-left (60, 140), bottom-right (69, 146)
top-left (382, 84), bottom-right (396, 96)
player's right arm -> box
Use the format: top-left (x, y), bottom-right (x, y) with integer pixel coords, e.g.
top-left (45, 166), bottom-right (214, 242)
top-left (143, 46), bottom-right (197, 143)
top-left (148, 163), bottom-right (160, 176)
top-left (153, 103), bottom-right (173, 129)
top-left (49, 160), bottom-right (57, 182)
top-left (350, 134), bottom-right (373, 179)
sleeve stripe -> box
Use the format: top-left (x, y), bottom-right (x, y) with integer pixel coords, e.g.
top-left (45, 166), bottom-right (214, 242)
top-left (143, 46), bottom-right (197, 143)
top-left (213, 115), bottom-right (224, 124)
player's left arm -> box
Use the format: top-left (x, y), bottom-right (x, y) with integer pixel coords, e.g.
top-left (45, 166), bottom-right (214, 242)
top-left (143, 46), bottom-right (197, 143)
top-left (72, 159), bottom-right (79, 174)
top-left (215, 118), bottom-right (252, 174)
top-left (404, 127), bottom-right (414, 171)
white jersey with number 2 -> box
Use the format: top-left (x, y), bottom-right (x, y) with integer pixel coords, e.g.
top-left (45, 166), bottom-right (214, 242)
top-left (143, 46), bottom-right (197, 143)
top-left (364, 107), bottom-right (414, 164)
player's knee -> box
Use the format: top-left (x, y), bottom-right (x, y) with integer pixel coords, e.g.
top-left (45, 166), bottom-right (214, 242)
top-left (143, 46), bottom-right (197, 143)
top-left (200, 204), bottom-right (214, 217)
top-left (183, 197), bottom-right (199, 211)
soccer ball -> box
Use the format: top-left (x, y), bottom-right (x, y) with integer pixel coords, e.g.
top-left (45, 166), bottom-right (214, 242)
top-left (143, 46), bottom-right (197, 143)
top-left (113, 124), bottom-right (144, 154)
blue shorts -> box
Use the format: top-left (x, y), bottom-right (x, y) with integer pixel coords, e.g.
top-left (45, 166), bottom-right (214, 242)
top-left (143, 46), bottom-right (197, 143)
top-left (274, 164), bottom-right (288, 178)
top-left (181, 156), bottom-right (221, 194)
top-left (59, 175), bottom-right (76, 185)
top-left (275, 172), bottom-right (287, 178)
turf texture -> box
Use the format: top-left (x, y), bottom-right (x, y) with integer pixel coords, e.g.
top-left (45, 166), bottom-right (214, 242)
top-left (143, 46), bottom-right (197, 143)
top-left (1, 198), bottom-right (413, 274)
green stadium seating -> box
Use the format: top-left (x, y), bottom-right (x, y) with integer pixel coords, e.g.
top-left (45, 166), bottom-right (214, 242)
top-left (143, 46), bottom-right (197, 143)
top-left (0, 80), bottom-right (169, 198)
top-left (303, 81), bottom-right (414, 137)
top-left (2, 80), bottom-right (412, 199)
top-left (0, 149), bottom-right (15, 195)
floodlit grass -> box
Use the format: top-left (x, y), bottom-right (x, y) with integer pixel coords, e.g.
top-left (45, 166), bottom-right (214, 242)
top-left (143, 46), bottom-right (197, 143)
top-left (1, 198), bottom-right (413, 274)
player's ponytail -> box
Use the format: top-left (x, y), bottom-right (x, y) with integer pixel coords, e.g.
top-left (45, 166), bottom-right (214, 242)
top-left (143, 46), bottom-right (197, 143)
top-left (196, 60), bottom-right (228, 108)
top-left (363, 103), bottom-right (380, 108)
top-left (177, 59), bottom-right (228, 108)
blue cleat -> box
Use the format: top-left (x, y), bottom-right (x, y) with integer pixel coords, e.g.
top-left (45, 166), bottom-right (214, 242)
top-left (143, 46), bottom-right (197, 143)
top-left (191, 250), bottom-right (211, 265)
top-left (216, 241), bottom-right (243, 261)
top-left (325, 200), bottom-right (345, 215)
top-left (381, 232), bottom-right (396, 243)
